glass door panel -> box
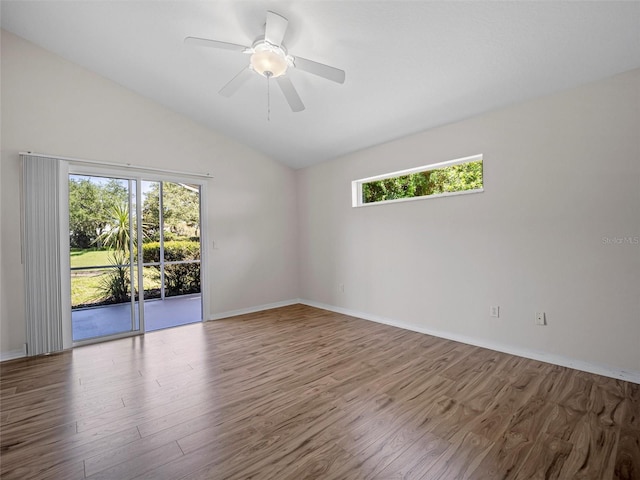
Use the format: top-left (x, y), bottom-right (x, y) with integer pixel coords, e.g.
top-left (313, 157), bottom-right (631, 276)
top-left (69, 174), bottom-right (141, 342)
top-left (141, 180), bottom-right (202, 331)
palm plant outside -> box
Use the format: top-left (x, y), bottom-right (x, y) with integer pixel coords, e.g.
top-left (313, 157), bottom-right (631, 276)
top-left (93, 203), bottom-right (133, 304)
top-left (95, 204), bottom-right (132, 255)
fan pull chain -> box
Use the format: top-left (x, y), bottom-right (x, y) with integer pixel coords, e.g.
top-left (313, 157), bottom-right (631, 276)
top-left (266, 72), bottom-right (272, 122)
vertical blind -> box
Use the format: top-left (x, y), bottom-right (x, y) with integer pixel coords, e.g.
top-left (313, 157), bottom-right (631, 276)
top-left (22, 154), bottom-right (64, 355)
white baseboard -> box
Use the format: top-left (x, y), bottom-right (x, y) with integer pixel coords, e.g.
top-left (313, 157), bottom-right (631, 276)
top-left (0, 347), bottom-right (26, 362)
top-left (209, 299), bottom-right (301, 321)
top-left (299, 299), bottom-right (640, 385)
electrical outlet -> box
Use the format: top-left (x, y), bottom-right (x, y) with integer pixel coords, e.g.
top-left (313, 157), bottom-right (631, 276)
top-left (536, 312), bottom-right (546, 326)
top-left (338, 284), bottom-right (345, 293)
top-left (490, 306), bottom-right (500, 318)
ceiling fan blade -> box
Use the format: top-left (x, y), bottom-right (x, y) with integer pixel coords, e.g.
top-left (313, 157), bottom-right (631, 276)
top-left (265, 11), bottom-right (288, 46)
top-left (293, 56), bottom-right (345, 84)
top-left (276, 76), bottom-right (305, 112)
top-left (184, 36), bottom-right (248, 52)
top-left (219, 67), bottom-right (254, 97)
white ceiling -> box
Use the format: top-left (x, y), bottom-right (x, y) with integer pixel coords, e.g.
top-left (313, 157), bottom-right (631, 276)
top-left (2, 1), bottom-right (640, 169)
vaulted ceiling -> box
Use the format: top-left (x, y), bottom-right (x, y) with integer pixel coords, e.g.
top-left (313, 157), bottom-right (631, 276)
top-left (2, 1), bottom-right (639, 169)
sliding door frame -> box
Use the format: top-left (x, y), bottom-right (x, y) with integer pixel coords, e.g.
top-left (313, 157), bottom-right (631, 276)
top-left (65, 164), bottom-right (209, 346)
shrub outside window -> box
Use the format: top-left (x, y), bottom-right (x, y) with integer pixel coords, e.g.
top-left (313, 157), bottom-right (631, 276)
top-left (352, 154), bottom-right (483, 207)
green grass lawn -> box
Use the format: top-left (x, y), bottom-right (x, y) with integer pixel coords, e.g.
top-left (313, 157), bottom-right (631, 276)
top-left (71, 271), bottom-right (107, 306)
top-left (70, 249), bottom-right (114, 268)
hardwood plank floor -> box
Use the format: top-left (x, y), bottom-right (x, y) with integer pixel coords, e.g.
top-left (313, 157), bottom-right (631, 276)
top-left (0, 304), bottom-right (638, 479)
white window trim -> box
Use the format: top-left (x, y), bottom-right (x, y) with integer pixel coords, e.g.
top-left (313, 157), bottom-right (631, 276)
top-left (352, 154), bottom-right (483, 208)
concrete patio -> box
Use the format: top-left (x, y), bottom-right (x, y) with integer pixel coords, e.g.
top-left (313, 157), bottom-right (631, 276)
top-left (72, 294), bottom-right (202, 341)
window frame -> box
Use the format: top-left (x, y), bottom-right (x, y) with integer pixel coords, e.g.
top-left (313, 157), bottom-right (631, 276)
top-left (352, 154), bottom-right (484, 207)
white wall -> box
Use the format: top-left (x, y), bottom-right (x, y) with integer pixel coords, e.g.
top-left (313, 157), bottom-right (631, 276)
top-left (297, 68), bottom-right (640, 380)
top-left (0, 30), bottom-right (299, 357)
top-left (2, 28), bottom-right (638, 381)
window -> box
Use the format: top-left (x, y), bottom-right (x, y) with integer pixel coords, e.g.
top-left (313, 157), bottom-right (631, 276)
top-left (352, 154), bottom-right (483, 207)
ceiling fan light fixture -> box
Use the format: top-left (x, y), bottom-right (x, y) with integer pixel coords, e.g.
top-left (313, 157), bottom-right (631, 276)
top-left (250, 42), bottom-right (290, 78)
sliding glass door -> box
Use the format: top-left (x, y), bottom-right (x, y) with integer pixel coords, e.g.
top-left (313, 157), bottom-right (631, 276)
top-left (69, 172), bottom-right (202, 343)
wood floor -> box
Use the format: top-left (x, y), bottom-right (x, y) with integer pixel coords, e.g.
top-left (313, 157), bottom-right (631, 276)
top-left (1, 304), bottom-right (638, 479)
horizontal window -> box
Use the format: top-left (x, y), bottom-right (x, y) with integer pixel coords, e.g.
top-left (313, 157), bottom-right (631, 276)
top-left (352, 154), bottom-right (483, 207)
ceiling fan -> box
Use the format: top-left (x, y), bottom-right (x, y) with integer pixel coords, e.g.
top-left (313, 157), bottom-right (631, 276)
top-left (184, 11), bottom-right (346, 113)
